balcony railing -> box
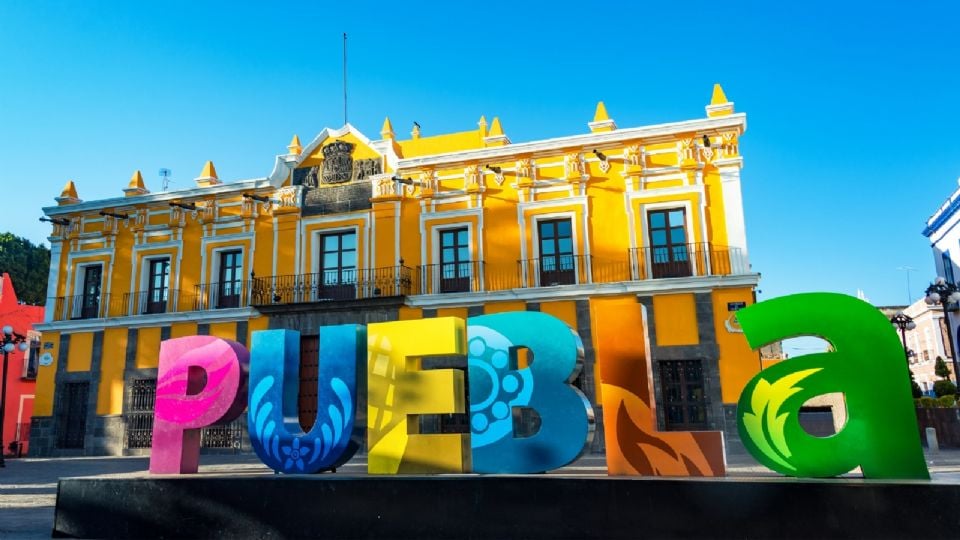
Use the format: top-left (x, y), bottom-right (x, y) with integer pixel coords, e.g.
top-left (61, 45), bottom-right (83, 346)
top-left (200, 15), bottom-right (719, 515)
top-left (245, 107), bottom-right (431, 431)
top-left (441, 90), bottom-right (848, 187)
top-left (192, 281), bottom-right (253, 310)
top-left (416, 262), bottom-right (484, 294)
top-left (44, 246), bottom-right (749, 319)
top-left (630, 243), bottom-right (746, 280)
top-left (123, 289), bottom-right (183, 316)
top-left (251, 266), bottom-right (412, 306)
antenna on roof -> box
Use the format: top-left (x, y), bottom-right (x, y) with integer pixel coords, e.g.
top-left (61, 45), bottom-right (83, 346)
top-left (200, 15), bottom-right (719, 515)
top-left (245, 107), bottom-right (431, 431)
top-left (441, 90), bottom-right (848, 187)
top-left (342, 32), bottom-right (348, 126)
top-left (159, 168), bottom-right (172, 191)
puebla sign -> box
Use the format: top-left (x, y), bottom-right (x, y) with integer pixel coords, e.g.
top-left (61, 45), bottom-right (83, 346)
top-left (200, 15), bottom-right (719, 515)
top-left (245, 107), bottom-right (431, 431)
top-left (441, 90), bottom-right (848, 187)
top-left (148, 293), bottom-right (929, 479)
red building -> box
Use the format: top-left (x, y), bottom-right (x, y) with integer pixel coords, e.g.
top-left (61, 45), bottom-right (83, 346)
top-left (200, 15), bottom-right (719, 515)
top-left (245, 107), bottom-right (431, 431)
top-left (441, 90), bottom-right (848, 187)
top-left (0, 273), bottom-right (43, 457)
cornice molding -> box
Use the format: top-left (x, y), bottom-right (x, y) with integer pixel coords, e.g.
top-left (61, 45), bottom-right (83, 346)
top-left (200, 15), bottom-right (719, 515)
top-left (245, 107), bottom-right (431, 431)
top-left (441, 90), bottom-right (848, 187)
top-left (397, 114), bottom-right (747, 170)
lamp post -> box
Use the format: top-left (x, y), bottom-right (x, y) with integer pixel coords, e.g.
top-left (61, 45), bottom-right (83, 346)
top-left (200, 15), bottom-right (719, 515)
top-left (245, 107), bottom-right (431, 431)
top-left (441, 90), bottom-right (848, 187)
top-left (0, 325), bottom-right (29, 467)
top-left (925, 277), bottom-right (960, 384)
top-left (890, 311), bottom-right (917, 362)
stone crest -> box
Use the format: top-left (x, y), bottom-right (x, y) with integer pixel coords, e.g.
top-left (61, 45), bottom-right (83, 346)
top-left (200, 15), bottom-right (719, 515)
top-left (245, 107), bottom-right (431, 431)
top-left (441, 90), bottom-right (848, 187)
top-left (321, 141), bottom-right (355, 184)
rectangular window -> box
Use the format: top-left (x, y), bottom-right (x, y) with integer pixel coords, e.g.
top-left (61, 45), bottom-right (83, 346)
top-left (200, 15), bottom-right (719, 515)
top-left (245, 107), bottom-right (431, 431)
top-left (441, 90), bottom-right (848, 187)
top-left (217, 250), bottom-right (243, 308)
top-left (318, 231), bottom-right (357, 300)
top-left (145, 259), bottom-right (170, 314)
top-left (648, 209), bottom-right (691, 279)
top-left (21, 339), bottom-right (40, 380)
top-left (77, 265), bottom-right (102, 319)
top-left (537, 219), bottom-right (575, 286)
top-left (944, 251), bottom-right (955, 284)
top-left (439, 228), bottom-right (471, 293)
top-left (660, 359), bottom-right (707, 431)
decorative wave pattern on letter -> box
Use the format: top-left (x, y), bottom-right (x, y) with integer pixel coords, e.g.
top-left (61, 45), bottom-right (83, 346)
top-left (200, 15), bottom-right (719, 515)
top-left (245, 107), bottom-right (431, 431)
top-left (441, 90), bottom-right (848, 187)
top-left (249, 375), bottom-right (353, 474)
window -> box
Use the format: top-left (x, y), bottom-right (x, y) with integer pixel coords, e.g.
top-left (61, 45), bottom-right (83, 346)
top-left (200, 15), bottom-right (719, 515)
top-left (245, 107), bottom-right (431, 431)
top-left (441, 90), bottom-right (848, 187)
top-left (77, 265), bottom-right (102, 319)
top-left (944, 251), bottom-right (956, 284)
top-left (145, 259), bottom-right (170, 314)
top-left (217, 250), bottom-right (243, 308)
top-left (537, 219), bottom-right (575, 286)
top-left (648, 209), bottom-right (691, 278)
top-left (439, 228), bottom-right (471, 293)
top-left (319, 231), bottom-right (357, 300)
top-left (21, 339), bottom-right (39, 380)
top-left (660, 359), bottom-right (707, 431)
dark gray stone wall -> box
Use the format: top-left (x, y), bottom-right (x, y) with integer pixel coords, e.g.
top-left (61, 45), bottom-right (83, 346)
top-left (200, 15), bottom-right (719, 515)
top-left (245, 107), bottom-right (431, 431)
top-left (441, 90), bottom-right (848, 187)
top-left (28, 417), bottom-right (55, 457)
top-left (638, 293), bottom-right (726, 434)
top-left (574, 300), bottom-right (603, 453)
top-left (264, 298), bottom-right (405, 333)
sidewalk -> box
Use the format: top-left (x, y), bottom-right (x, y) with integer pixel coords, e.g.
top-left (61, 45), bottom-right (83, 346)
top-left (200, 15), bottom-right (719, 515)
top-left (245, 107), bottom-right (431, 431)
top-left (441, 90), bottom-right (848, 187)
top-left (4, 450), bottom-right (960, 538)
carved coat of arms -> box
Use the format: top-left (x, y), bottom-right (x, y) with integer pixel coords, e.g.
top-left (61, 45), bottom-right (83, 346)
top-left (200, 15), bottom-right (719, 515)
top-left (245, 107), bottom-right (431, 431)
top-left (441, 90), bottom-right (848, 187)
top-left (322, 141), bottom-right (354, 184)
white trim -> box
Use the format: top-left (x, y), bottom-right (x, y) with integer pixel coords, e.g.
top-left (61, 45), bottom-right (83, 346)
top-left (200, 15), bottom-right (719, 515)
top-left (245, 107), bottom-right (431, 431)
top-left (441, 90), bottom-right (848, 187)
top-left (397, 114), bottom-right (746, 169)
top-left (35, 308), bottom-right (260, 332)
top-left (718, 163), bottom-right (748, 267)
top-left (427, 222), bottom-right (476, 294)
top-left (17, 394), bottom-right (33, 426)
top-left (530, 211), bottom-right (581, 287)
top-left (44, 242), bottom-right (63, 323)
top-left (405, 273), bottom-right (761, 307)
top-left (635, 200), bottom-right (699, 277)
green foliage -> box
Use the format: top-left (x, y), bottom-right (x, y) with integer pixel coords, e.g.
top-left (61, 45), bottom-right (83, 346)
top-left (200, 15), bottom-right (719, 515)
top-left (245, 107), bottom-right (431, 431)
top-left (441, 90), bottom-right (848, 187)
top-left (933, 379), bottom-right (957, 398)
top-left (910, 369), bottom-right (922, 399)
top-left (935, 356), bottom-right (952, 380)
top-left (919, 396), bottom-right (937, 408)
top-left (0, 233), bottom-right (50, 305)
top-left (938, 395), bottom-right (957, 408)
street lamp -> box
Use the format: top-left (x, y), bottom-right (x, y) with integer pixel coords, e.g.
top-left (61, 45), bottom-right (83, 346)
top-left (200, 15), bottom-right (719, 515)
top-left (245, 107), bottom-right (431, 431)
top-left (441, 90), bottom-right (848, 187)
top-left (925, 277), bottom-right (960, 384)
top-left (890, 311), bottom-right (918, 362)
top-left (0, 325), bottom-right (29, 467)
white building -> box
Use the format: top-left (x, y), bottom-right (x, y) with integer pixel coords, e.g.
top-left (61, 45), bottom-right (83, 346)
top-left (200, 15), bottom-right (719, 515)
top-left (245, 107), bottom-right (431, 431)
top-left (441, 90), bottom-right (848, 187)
top-left (921, 178), bottom-right (960, 388)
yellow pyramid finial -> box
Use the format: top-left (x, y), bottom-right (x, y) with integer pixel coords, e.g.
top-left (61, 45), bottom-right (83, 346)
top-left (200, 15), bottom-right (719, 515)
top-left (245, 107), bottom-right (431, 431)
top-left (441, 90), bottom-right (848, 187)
top-left (380, 117), bottom-right (395, 139)
top-left (478, 115), bottom-right (488, 136)
top-left (483, 117), bottom-right (510, 147)
top-left (60, 180), bottom-right (78, 199)
top-left (128, 170), bottom-right (145, 189)
top-left (124, 170), bottom-right (149, 196)
top-left (588, 101), bottom-right (616, 132)
top-left (488, 117), bottom-right (503, 136)
top-left (711, 84), bottom-right (729, 105)
top-left (56, 180), bottom-right (80, 205)
top-left (706, 83), bottom-right (734, 117)
top-left (195, 160), bottom-right (221, 187)
top-left (593, 101), bottom-right (610, 122)
top-left (288, 135), bottom-right (302, 155)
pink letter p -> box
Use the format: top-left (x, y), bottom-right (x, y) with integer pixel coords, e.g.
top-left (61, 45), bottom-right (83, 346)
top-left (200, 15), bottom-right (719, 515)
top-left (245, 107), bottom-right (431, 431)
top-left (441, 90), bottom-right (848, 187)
top-left (149, 336), bottom-right (249, 474)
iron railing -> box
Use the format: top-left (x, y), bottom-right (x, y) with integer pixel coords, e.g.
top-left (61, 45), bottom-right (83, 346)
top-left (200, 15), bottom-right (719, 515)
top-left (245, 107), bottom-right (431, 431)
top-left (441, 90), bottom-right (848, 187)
top-left (192, 280), bottom-right (253, 310)
top-left (123, 289), bottom-right (182, 316)
top-left (416, 261), bottom-right (484, 294)
top-left (629, 243), bottom-right (746, 280)
top-left (252, 266), bottom-right (412, 306)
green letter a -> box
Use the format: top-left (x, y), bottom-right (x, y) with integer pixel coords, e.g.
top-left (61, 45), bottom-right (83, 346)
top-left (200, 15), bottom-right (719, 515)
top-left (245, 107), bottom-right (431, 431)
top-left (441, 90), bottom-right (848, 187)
top-left (736, 293), bottom-right (928, 479)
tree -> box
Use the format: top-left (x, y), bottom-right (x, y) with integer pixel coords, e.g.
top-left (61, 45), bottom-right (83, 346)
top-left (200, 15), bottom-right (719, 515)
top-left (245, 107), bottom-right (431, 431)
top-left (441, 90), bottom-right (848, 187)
top-left (909, 369), bottom-right (922, 398)
top-left (935, 356), bottom-right (952, 380)
top-left (0, 232), bottom-right (50, 305)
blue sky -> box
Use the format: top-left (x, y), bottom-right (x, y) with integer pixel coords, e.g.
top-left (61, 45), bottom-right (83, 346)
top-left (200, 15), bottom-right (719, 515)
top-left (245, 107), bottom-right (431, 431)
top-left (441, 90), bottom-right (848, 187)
top-left (1, 1), bottom-right (959, 320)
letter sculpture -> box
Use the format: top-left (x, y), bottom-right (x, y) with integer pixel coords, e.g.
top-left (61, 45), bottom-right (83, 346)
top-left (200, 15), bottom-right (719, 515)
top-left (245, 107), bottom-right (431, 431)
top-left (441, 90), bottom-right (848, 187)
top-left (735, 293), bottom-right (929, 479)
top-left (467, 312), bottom-right (594, 473)
top-left (248, 325), bottom-right (365, 474)
top-left (367, 318), bottom-right (470, 473)
top-left (149, 336), bottom-right (248, 474)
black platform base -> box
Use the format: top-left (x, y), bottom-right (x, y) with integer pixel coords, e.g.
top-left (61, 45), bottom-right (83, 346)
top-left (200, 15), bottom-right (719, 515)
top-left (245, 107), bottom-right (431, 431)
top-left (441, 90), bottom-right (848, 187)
top-left (54, 474), bottom-right (960, 539)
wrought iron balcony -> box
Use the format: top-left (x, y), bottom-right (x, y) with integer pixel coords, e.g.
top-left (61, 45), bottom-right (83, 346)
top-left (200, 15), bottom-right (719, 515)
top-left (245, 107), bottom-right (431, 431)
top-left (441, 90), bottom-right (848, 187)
top-left (192, 280), bottom-right (253, 310)
top-left (629, 243), bottom-right (746, 280)
top-left (251, 266), bottom-right (412, 306)
top-left (123, 289), bottom-right (183, 316)
top-left (416, 261), bottom-right (484, 294)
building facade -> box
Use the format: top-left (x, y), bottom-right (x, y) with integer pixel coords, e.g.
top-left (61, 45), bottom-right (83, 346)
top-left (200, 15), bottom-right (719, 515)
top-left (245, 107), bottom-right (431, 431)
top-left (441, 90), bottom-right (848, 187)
top-left (0, 273), bottom-right (42, 457)
top-left (901, 299), bottom-right (956, 392)
top-left (32, 86), bottom-right (762, 457)
top-left (922, 179), bottom-right (960, 385)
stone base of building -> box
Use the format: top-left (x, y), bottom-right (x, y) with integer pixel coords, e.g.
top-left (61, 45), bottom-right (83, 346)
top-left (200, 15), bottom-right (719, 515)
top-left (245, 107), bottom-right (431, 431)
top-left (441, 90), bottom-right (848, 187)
top-left (53, 475), bottom-right (960, 539)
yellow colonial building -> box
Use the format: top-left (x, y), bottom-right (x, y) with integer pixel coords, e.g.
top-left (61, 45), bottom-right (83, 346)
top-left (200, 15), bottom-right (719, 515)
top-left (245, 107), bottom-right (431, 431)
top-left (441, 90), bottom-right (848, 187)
top-left (32, 85), bottom-right (760, 457)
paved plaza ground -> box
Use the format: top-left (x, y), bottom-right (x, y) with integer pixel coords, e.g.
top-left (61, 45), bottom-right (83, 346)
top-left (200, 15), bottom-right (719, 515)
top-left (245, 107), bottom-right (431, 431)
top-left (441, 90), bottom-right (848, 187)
top-left (3, 450), bottom-right (960, 538)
